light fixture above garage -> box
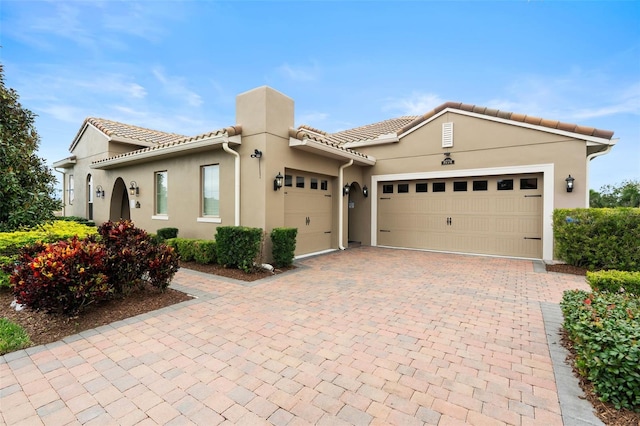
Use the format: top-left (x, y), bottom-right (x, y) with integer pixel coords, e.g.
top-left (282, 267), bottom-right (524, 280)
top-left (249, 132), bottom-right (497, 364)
top-left (565, 175), bottom-right (575, 192)
top-left (129, 181), bottom-right (139, 196)
top-left (343, 183), bottom-right (350, 196)
top-left (363, 185), bottom-right (369, 198)
top-left (274, 172), bottom-right (283, 191)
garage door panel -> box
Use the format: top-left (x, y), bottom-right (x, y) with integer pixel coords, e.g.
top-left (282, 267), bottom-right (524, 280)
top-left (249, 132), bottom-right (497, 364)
top-left (285, 171), bottom-right (333, 256)
top-left (377, 174), bottom-right (543, 258)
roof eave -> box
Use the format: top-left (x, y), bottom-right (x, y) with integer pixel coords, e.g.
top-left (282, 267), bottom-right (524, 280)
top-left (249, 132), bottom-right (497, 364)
top-left (289, 137), bottom-right (376, 166)
top-left (91, 134), bottom-right (241, 170)
top-left (399, 108), bottom-right (615, 145)
top-left (52, 156), bottom-right (77, 168)
top-left (342, 133), bottom-right (400, 149)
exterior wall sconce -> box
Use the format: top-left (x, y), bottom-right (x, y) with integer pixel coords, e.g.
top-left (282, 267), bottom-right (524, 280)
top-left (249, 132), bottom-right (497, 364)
top-left (129, 181), bottom-right (139, 196)
top-left (95, 185), bottom-right (105, 198)
top-left (274, 172), bottom-right (283, 191)
top-left (363, 185), bottom-right (369, 198)
top-left (343, 183), bottom-right (350, 196)
top-left (565, 175), bottom-right (575, 192)
top-left (250, 149), bottom-right (262, 159)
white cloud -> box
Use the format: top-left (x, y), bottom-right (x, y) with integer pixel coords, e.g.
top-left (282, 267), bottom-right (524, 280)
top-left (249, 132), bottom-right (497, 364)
top-left (152, 68), bottom-right (203, 107)
top-left (277, 62), bottom-right (320, 82)
top-left (383, 93), bottom-right (445, 116)
top-left (297, 111), bottom-right (329, 126)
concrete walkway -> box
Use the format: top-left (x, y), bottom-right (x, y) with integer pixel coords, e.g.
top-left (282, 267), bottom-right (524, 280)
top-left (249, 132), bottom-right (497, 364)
top-left (1, 247), bottom-right (598, 425)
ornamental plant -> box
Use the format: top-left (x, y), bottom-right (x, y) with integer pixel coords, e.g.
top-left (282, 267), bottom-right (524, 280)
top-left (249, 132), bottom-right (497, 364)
top-left (216, 226), bottom-right (263, 273)
top-left (561, 289), bottom-right (640, 411)
top-left (98, 220), bottom-right (178, 294)
top-left (271, 227), bottom-right (297, 267)
top-left (11, 237), bottom-right (110, 315)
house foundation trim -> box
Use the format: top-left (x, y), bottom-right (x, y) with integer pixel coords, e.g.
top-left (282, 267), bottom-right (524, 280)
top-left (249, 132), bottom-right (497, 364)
top-left (370, 163), bottom-right (555, 261)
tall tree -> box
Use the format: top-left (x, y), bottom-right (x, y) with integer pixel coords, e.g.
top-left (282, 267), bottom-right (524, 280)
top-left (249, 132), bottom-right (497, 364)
top-left (0, 64), bottom-right (60, 231)
top-left (590, 180), bottom-right (640, 208)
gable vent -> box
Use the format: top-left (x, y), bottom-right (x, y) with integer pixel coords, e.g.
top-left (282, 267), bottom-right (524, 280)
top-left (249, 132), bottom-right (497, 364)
top-left (442, 122), bottom-right (454, 148)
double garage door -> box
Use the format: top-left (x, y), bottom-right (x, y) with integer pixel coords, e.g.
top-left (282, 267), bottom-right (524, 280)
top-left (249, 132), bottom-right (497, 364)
top-left (284, 170), bottom-right (333, 256)
top-left (377, 174), bottom-right (543, 258)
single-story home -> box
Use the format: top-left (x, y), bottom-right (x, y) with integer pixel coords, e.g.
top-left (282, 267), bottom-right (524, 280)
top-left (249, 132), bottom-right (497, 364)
top-left (53, 86), bottom-right (616, 261)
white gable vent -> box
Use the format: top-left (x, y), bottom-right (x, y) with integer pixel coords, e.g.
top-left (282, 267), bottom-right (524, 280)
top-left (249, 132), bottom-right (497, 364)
top-left (442, 122), bottom-right (454, 148)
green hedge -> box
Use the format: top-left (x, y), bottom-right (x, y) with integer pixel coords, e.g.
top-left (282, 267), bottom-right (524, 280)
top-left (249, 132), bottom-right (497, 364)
top-left (553, 208), bottom-right (640, 271)
top-left (587, 270), bottom-right (640, 296)
top-left (157, 227), bottom-right (179, 241)
top-left (216, 226), bottom-right (262, 273)
top-left (194, 240), bottom-right (217, 264)
top-left (271, 227), bottom-right (297, 267)
top-left (166, 238), bottom-right (217, 264)
top-left (561, 290), bottom-right (640, 411)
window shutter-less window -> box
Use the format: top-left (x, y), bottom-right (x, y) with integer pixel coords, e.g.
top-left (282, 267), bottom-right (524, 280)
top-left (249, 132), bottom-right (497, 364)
top-left (442, 122), bottom-right (453, 148)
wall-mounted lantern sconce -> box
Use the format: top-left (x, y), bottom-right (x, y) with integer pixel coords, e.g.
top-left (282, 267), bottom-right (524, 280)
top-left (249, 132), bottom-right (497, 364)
top-left (363, 185), bottom-right (369, 198)
top-left (95, 185), bottom-right (105, 198)
top-left (129, 181), bottom-right (139, 196)
top-left (565, 175), bottom-right (575, 193)
top-left (343, 183), bottom-right (350, 196)
top-left (250, 149), bottom-right (262, 159)
top-left (274, 172), bottom-right (283, 191)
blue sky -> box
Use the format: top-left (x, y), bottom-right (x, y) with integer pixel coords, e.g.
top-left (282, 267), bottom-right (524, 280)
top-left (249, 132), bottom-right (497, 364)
top-left (1, 1), bottom-right (638, 192)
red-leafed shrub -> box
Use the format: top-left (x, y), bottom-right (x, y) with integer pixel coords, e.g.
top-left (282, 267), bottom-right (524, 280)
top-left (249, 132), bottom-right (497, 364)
top-left (11, 237), bottom-right (110, 314)
top-left (98, 220), bottom-right (178, 294)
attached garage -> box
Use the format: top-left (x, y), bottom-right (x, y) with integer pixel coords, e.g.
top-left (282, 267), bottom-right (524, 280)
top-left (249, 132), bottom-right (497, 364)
top-left (284, 169), bottom-right (334, 256)
top-left (376, 173), bottom-right (543, 258)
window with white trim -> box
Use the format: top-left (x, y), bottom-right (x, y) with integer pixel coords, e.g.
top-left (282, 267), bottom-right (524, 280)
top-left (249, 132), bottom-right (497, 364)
top-left (155, 171), bottom-right (168, 215)
top-left (68, 174), bottom-right (74, 205)
top-left (201, 165), bottom-right (220, 217)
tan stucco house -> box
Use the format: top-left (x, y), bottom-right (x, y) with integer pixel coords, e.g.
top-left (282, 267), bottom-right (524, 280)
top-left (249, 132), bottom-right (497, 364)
top-left (53, 86), bottom-right (616, 261)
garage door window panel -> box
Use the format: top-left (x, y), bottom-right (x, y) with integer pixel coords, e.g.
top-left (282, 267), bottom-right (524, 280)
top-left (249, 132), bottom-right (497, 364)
top-left (520, 178), bottom-right (538, 190)
top-left (383, 184), bottom-right (394, 194)
top-left (398, 183), bottom-right (409, 193)
top-left (285, 175), bottom-right (292, 187)
top-left (416, 183), bottom-right (428, 193)
top-left (433, 182), bottom-right (446, 192)
top-left (473, 180), bottom-right (488, 191)
top-left (497, 179), bottom-right (514, 190)
top-left (296, 176), bottom-right (305, 188)
top-left (311, 178), bottom-right (318, 189)
top-left (454, 181), bottom-right (468, 192)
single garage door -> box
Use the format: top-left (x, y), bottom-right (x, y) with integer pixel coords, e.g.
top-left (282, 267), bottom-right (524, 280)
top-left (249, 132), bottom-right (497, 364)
top-left (378, 174), bottom-right (542, 258)
top-left (284, 170), bottom-right (333, 256)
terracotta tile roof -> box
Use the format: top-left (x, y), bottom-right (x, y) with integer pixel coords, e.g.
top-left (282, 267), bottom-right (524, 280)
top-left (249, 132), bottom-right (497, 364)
top-left (288, 128), bottom-right (371, 160)
top-left (91, 125), bottom-right (242, 166)
top-left (397, 102), bottom-right (615, 140)
top-left (324, 117), bottom-right (419, 145)
top-left (76, 117), bottom-right (188, 148)
top-left (295, 103), bottom-right (614, 146)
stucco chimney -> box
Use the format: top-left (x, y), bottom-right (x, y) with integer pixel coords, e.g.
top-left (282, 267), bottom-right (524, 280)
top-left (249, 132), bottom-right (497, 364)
top-left (236, 86), bottom-right (294, 138)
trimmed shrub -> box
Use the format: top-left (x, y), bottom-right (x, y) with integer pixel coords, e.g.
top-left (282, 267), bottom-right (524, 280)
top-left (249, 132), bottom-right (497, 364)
top-left (587, 270), bottom-right (640, 296)
top-left (57, 216), bottom-right (95, 226)
top-left (156, 227), bottom-right (178, 241)
top-left (553, 208), bottom-right (640, 271)
top-left (271, 227), bottom-right (297, 267)
top-left (216, 226), bottom-right (263, 272)
top-left (194, 240), bottom-right (217, 264)
top-left (146, 244), bottom-right (179, 291)
top-left (11, 237), bottom-right (111, 314)
top-left (561, 290), bottom-right (640, 411)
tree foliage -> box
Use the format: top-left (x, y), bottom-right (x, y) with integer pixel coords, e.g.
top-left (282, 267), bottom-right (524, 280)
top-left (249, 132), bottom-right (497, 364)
top-left (0, 64), bottom-right (60, 231)
top-left (590, 180), bottom-right (640, 208)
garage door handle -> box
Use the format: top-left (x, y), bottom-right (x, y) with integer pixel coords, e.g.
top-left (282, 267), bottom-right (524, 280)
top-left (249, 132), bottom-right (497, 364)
top-left (446, 217), bottom-right (452, 225)
top-left (380, 229), bottom-right (391, 232)
top-left (324, 231), bottom-right (331, 234)
top-left (524, 237), bottom-right (541, 240)
top-left (380, 197), bottom-right (391, 200)
top-left (524, 195), bottom-right (542, 198)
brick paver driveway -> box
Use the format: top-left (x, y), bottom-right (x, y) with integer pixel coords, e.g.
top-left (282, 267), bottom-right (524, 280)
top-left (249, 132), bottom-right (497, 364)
top-left (1, 247), bottom-right (590, 425)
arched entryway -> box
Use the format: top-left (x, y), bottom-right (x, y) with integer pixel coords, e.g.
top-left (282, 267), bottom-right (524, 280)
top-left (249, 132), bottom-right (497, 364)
top-left (86, 174), bottom-right (94, 220)
top-left (109, 178), bottom-right (130, 221)
top-left (348, 182), bottom-right (367, 246)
